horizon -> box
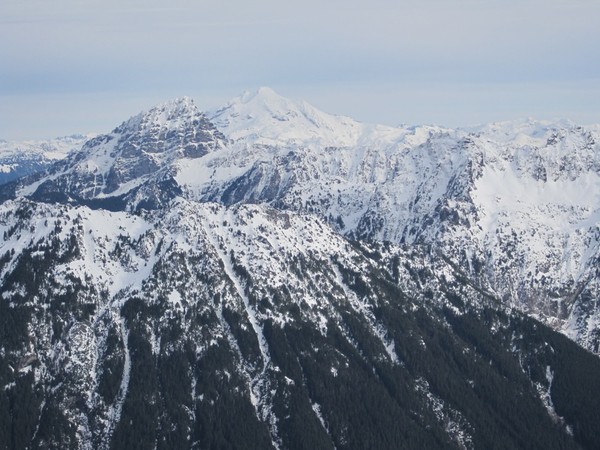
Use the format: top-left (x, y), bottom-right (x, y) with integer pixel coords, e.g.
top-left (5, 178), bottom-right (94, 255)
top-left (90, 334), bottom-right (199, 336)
top-left (2, 86), bottom-right (596, 143)
top-left (1, 0), bottom-right (599, 140)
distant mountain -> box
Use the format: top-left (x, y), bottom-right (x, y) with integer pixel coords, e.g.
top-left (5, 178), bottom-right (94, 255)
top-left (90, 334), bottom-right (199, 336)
top-left (0, 135), bottom-right (89, 185)
top-left (14, 98), bottom-right (224, 211)
top-left (1, 89), bottom-right (600, 449)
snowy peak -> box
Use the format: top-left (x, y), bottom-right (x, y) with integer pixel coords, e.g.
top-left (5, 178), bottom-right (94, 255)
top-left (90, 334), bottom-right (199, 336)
top-left (238, 86), bottom-right (289, 107)
top-left (209, 87), bottom-right (367, 147)
top-left (116, 96), bottom-right (201, 137)
top-left (112, 96), bottom-right (224, 160)
top-left (17, 98), bottom-right (226, 209)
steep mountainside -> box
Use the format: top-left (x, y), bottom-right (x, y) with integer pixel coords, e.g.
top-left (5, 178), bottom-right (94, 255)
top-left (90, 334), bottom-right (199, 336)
top-left (1, 199), bottom-right (599, 449)
top-left (1, 90), bottom-right (600, 449)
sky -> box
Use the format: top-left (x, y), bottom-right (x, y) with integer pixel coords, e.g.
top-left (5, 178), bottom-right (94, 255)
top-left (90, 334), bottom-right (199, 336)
top-left (1, 0), bottom-right (599, 140)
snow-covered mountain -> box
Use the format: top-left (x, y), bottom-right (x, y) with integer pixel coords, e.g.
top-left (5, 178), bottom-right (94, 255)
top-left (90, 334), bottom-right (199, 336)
top-left (208, 91), bottom-right (600, 353)
top-left (1, 197), bottom-right (598, 449)
top-left (14, 98), bottom-right (225, 211)
top-left (0, 135), bottom-right (89, 184)
top-left (2, 88), bottom-right (600, 449)
top-left (9, 88), bottom-right (598, 352)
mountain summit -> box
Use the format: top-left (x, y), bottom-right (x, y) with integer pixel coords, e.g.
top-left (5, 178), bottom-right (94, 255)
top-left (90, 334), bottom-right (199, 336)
top-left (14, 97), bottom-right (225, 210)
top-left (209, 87), bottom-right (372, 147)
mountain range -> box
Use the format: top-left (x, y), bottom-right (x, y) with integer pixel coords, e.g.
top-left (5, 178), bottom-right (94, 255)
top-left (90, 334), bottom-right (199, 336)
top-left (0, 135), bottom-right (89, 185)
top-left (1, 88), bottom-right (599, 449)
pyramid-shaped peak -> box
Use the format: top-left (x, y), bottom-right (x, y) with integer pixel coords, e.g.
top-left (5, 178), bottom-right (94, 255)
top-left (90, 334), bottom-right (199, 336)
top-left (113, 96), bottom-right (207, 136)
top-left (157, 96), bottom-right (197, 111)
top-left (231, 86), bottom-right (302, 112)
top-left (17, 96), bottom-right (225, 207)
top-left (141, 96), bottom-right (200, 123)
top-left (208, 87), bottom-right (369, 146)
top-left (240, 86), bottom-right (285, 102)
top-left (107, 96), bottom-right (224, 155)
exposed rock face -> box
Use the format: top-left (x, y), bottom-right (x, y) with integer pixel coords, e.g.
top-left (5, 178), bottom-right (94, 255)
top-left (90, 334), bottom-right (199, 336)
top-left (18, 98), bottom-right (225, 210)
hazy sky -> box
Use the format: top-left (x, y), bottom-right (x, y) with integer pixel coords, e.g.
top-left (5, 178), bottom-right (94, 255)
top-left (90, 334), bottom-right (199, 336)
top-left (1, 0), bottom-right (599, 139)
